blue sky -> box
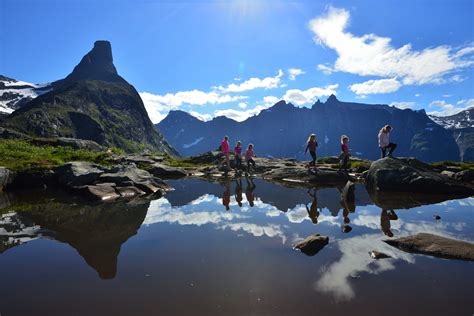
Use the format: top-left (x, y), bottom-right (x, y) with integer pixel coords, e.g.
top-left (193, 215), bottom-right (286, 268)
top-left (1, 0), bottom-right (473, 122)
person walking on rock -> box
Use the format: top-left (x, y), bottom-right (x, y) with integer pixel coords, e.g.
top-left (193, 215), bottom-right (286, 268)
top-left (245, 143), bottom-right (256, 173)
top-left (234, 141), bottom-right (243, 171)
top-left (378, 125), bottom-right (397, 158)
top-left (338, 135), bottom-right (350, 172)
top-left (221, 136), bottom-right (230, 169)
top-left (305, 134), bottom-right (318, 169)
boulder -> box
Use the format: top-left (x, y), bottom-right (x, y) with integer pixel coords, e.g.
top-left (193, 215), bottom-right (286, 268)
top-left (148, 163), bottom-right (187, 179)
top-left (0, 167), bottom-right (13, 191)
top-left (56, 137), bottom-right (104, 152)
top-left (99, 164), bottom-right (154, 185)
top-left (366, 157), bottom-right (474, 195)
top-left (384, 233), bottom-right (474, 261)
top-left (293, 234), bottom-right (329, 256)
top-left (454, 169), bottom-right (474, 183)
top-left (55, 162), bottom-right (106, 187)
top-left (116, 186), bottom-right (146, 198)
top-left (369, 250), bottom-right (391, 259)
top-left (78, 184), bottom-right (120, 201)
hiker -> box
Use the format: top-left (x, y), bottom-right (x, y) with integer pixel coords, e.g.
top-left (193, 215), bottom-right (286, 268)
top-left (378, 125), bottom-right (397, 158)
top-left (234, 141), bottom-right (242, 171)
top-left (245, 175), bottom-right (256, 207)
top-left (235, 177), bottom-right (243, 207)
top-left (305, 188), bottom-right (319, 224)
top-left (338, 135), bottom-right (350, 172)
top-left (304, 133), bottom-right (318, 168)
top-left (245, 143), bottom-right (256, 173)
top-left (221, 135), bottom-right (230, 168)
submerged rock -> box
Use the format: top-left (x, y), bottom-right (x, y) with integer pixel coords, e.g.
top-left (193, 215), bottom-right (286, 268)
top-left (366, 157), bottom-right (474, 195)
top-left (369, 250), bottom-right (391, 259)
top-left (0, 167), bottom-right (13, 191)
top-left (293, 234), bottom-right (329, 256)
top-left (384, 233), bottom-right (474, 261)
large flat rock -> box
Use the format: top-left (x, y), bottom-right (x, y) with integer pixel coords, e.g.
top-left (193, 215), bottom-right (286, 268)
top-left (384, 233), bottom-right (474, 261)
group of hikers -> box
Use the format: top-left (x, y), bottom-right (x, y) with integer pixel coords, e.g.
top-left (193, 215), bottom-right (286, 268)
top-left (220, 124), bottom-right (397, 173)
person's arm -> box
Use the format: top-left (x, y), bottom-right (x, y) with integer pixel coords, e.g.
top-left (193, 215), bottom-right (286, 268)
top-left (305, 142), bottom-right (309, 154)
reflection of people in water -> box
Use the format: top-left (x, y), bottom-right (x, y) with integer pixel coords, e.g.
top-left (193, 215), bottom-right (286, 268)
top-left (305, 188), bottom-right (319, 224)
top-left (341, 206), bottom-right (352, 233)
top-left (381, 209), bottom-right (398, 237)
top-left (223, 180), bottom-right (231, 210)
top-left (235, 177), bottom-right (243, 207)
top-left (245, 176), bottom-right (256, 207)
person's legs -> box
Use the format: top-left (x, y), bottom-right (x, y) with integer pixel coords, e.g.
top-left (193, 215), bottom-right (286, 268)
top-left (310, 151), bottom-right (316, 166)
top-left (387, 143), bottom-right (397, 156)
top-left (380, 146), bottom-right (386, 158)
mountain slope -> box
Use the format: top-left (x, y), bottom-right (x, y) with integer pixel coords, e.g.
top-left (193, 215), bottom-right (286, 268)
top-left (157, 96), bottom-right (460, 162)
top-left (2, 41), bottom-right (176, 154)
top-left (430, 107), bottom-right (474, 161)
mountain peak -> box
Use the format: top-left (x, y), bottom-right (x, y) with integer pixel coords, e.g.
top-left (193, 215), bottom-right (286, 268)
top-left (326, 94), bottom-right (339, 103)
top-left (60, 40), bottom-right (122, 84)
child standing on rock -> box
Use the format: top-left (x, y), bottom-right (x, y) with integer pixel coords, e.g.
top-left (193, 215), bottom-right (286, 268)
top-left (338, 135), bottom-right (350, 172)
top-left (245, 143), bottom-right (256, 173)
top-left (378, 125), bottom-right (397, 158)
top-left (305, 134), bottom-right (318, 169)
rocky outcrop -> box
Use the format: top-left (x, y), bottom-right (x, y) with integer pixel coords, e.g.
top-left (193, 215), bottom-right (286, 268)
top-left (366, 157), bottom-right (474, 195)
top-left (384, 233), bottom-right (474, 261)
top-left (293, 234), bottom-right (329, 256)
top-left (53, 162), bottom-right (169, 201)
top-left (148, 163), bottom-right (187, 179)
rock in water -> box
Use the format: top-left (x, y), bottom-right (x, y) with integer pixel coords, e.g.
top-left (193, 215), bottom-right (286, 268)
top-left (369, 250), bottom-right (391, 259)
top-left (3, 41), bottom-right (177, 155)
top-left (366, 157), bottom-right (474, 195)
top-left (341, 180), bottom-right (355, 202)
top-left (0, 167), bottom-right (13, 191)
top-left (293, 234), bottom-right (329, 256)
top-left (384, 233), bottom-right (474, 261)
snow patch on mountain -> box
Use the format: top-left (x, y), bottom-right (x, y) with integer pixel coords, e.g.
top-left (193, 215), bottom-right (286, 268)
top-left (0, 76), bottom-right (51, 114)
top-left (183, 137), bottom-right (204, 149)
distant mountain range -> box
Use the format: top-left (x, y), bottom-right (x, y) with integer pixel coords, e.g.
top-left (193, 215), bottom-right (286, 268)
top-left (157, 96), bottom-right (470, 162)
top-left (0, 41), bottom-right (176, 154)
top-left (430, 107), bottom-right (474, 161)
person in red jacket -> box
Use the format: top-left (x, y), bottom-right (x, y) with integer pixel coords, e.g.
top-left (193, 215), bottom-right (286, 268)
top-left (245, 143), bottom-right (256, 173)
top-left (221, 136), bottom-right (230, 169)
top-left (234, 141), bottom-right (242, 171)
top-left (305, 133), bottom-right (318, 168)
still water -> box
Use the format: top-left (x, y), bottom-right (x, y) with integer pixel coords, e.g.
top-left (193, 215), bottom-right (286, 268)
top-left (1, 178), bottom-right (473, 316)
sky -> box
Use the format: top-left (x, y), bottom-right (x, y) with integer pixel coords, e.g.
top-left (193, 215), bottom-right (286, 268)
top-left (1, 0), bottom-right (473, 123)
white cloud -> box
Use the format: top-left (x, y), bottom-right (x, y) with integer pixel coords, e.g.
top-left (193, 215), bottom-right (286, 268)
top-left (389, 102), bottom-right (416, 109)
top-left (428, 99), bottom-right (474, 116)
top-left (349, 78), bottom-right (401, 95)
top-left (317, 64), bottom-right (334, 75)
top-left (415, 93), bottom-right (421, 97)
top-left (262, 96), bottom-right (280, 106)
top-left (214, 105), bottom-right (271, 122)
top-left (309, 7), bottom-right (474, 86)
top-left (442, 94), bottom-right (453, 98)
top-left (139, 91), bottom-right (247, 123)
top-left (189, 111), bottom-right (212, 121)
top-left (288, 68), bottom-right (305, 80)
top-left (283, 84), bottom-right (338, 106)
top-left (214, 70), bottom-right (284, 93)
top-left (238, 102), bottom-right (248, 109)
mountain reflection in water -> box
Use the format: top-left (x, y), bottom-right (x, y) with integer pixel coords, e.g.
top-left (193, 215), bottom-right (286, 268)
top-left (1, 178), bottom-right (473, 315)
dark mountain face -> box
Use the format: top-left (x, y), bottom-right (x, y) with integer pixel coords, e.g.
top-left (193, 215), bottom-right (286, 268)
top-left (430, 108), bottom-right (474, 161)
top-left (2, 41), bottom-right (176, 154)
top-left (157, 96), bottom-right (460, 162)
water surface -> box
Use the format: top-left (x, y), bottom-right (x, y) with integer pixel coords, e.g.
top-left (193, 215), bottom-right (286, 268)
top-left (1, 178), bottom-right (473, 316)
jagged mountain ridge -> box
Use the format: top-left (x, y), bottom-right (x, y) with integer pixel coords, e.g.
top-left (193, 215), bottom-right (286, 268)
top-left (430, 107), bottom-right (474, 161)
top-left (157, 95), bottom-right (461, 162)
top-left (2, 41), bottom-right (176, 154)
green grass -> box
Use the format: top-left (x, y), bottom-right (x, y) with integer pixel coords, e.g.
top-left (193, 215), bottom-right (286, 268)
top-left (0, 139), bottom-right (113, 172)
top-left (431, 161), bottom-right (474, 171)
top-left (162, 156), bottom-right (211, 168)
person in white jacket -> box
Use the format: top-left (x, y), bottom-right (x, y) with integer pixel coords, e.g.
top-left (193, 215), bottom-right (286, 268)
top-left (378, 125), bottom-right (397, 158)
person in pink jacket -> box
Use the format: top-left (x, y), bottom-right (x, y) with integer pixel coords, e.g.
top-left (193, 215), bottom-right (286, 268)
top-left (245, 143), bottom-right (256, 173)
top-left (378, 125), bottom-right (397, 158)
top-left (221, 136), bottom-right (230, 168)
